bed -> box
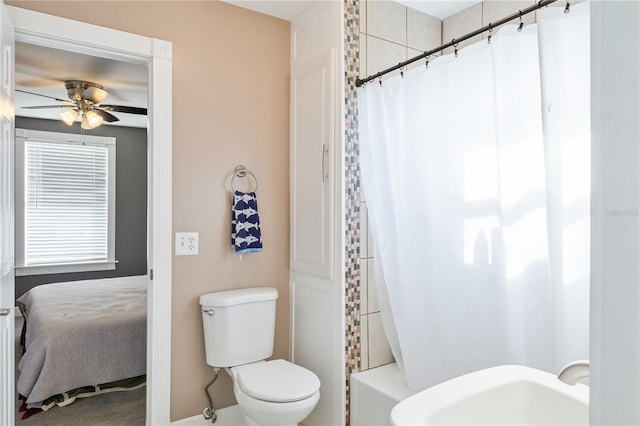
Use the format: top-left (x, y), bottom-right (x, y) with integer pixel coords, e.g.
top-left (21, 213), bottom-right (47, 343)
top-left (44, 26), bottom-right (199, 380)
top-left (16, 275), bottom-right (147, 414)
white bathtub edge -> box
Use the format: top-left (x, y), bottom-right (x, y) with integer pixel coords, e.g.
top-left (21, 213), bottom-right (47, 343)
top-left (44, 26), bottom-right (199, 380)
top-left (351, 363), bottom-right (415, 426)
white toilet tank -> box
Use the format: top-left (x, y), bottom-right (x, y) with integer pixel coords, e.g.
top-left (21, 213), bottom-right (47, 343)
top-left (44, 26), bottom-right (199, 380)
top-left (200, 287), bottom-right (278, 367)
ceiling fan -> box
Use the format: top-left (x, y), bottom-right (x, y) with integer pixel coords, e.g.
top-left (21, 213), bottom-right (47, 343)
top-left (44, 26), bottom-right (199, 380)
top-left (17, 80), bottom-right (147, 130)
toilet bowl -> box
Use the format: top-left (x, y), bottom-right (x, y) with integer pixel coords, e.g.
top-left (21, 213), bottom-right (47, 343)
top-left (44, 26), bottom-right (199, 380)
top-left (228, 359), bottom-right (320, 426)
top-left (200, 288), bottom-right (321, 426)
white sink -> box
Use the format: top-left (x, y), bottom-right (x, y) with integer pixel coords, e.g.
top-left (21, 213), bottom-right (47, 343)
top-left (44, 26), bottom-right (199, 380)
top-left (390, 365), bottom-right (588, 425)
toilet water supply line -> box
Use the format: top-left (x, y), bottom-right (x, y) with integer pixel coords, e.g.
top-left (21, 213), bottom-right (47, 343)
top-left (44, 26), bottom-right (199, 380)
top-left (203, 368), bottom-right (221, 423)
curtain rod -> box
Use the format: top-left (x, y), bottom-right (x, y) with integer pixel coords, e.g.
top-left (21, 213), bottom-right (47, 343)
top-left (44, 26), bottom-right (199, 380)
top-left (356, 0), bottom-right (562, 87)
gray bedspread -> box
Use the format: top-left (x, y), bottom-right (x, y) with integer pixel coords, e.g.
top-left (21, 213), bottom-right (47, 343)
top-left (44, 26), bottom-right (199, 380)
top-left (17, 276), bottom-right (147, 406)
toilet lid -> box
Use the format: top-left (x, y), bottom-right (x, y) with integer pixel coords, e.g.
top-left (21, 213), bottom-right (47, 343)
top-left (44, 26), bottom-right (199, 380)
top-left (237, 359), bottom-right (320, 403)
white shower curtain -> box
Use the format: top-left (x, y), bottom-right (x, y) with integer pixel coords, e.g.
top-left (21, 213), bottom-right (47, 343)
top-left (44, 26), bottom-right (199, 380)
top-left (359, 3), bottom-right (590, 392)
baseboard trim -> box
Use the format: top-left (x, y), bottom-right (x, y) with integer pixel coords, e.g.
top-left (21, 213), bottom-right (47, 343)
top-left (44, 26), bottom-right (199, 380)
top-left (171, 405), bottom-right (242, 425)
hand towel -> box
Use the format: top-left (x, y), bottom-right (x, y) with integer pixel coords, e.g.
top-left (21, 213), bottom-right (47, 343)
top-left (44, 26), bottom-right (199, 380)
top-left (231, 191), bottom-right (263, 255)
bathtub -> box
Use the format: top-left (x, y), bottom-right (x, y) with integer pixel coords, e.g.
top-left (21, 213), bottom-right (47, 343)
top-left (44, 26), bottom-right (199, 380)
top-left (350, 363), bottom-right (415, 426)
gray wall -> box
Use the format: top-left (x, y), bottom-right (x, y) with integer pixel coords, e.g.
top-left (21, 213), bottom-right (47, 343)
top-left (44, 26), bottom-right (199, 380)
top-left (15, 117), bottom-right (148, 300)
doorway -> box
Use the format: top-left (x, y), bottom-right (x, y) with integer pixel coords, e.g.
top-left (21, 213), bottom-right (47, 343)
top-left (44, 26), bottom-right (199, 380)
top-left (3, 5), bottom-right (172, 425)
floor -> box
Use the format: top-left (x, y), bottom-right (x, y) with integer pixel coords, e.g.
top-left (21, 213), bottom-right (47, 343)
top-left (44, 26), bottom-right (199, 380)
top-left (173, 406), bottom-right (244, 425)
top-left (14, 311), bottom-right (146, 426)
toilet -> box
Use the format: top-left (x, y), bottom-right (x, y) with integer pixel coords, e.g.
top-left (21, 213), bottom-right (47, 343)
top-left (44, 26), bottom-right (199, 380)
top-left (200, 287), bottom-right (320, 426)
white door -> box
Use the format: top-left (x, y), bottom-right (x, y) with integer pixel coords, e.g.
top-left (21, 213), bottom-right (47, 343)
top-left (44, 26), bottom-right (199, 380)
top-left (0, 0), bottom-right (15, 424)
top-left (290, 49), bottom-right (335, 280)
top-left (290, 2), bottom-right (345, 425)
top-left (290, 47), bottom-right (340, 426)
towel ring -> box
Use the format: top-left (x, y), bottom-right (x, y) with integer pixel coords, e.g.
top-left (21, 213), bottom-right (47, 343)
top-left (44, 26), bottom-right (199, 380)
top-left (231, 165), bottom-right (258, 192)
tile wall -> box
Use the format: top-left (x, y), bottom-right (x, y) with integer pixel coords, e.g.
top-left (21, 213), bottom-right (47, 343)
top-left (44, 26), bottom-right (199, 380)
top-left (344, 1), bottom-right (361, 423)
top-left (442, 1), bottom-right (537, 54)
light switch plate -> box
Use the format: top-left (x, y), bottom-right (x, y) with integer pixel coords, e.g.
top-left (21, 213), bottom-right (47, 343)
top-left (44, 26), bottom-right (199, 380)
top-left (175, 232), bottom-right (199, 256)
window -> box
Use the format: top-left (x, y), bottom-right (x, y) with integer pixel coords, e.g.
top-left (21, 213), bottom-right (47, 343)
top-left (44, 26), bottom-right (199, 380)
top-left (15, 129), bottom-right (117, 276)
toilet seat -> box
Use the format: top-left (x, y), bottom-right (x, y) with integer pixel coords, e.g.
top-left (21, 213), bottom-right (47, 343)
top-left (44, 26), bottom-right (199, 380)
top-left (237, 359), bottom-right (320, 403)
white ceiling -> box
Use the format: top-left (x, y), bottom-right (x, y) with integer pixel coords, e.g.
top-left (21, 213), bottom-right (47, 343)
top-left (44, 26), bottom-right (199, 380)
top-left (222, 0), bottom-right (481, 21)
top-left (223, 1), bottom-right (312, 21)
top-left (394, 1), bottom-right (481, 20)
top-left (15, 42), bottom-right (148, 128)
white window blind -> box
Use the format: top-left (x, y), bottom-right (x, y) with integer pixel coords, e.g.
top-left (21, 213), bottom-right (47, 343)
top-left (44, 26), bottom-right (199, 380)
top-left (15, 129), bottom-right (116, 275)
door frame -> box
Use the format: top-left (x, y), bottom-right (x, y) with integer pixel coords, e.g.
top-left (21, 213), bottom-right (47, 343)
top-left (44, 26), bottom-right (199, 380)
top-left (7, 6), bottom-right (173, 425)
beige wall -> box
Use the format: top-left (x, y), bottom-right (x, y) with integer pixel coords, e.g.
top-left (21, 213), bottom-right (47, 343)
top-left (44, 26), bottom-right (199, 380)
top-left (8, 1), bottom-right (291, 421)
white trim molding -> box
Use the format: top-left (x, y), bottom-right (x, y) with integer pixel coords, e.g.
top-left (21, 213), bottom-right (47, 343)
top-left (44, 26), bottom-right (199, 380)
top-left (8, 6), bottom-right (173, 425)
top-left (146, 42), bottom-right (173, 426)
top-left (590, 1), bottom-right (640, 424)
top-left (15, 261), bottom-right (118, 277)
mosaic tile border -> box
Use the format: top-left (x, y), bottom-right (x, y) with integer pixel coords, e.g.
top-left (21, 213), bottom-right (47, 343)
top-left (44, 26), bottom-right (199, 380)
top-left (343, 0), bottom-right (360, 425)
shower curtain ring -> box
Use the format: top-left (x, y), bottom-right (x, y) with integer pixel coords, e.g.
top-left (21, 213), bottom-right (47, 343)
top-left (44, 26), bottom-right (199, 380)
top-left (400, 66), bottom-right (404, 78)
top-left (517, 11), bottom-right (524, 32)
top-left (564, 1), bottom-right (571, 13)
top-left (425, 54), bottom-right (430, 69)
top-left (453, 40), bottom-right (459, 58)
top-left (378, 76), bottom-right (383, 86)
top-left (488, 24), bottom-right (493, 44)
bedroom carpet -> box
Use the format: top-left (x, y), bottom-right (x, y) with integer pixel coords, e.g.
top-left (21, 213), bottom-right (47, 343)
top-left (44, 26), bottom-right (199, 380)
top-left (15, 313), bottom-right (146, 426)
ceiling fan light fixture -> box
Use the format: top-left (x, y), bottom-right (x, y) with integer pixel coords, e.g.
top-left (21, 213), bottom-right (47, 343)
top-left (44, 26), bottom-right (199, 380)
top-left (85, 110), bottom-right (104, 128)
top-left (60, 109), bottom-right (78, 126)
top-left (83, 86), bottom-right (108, 103)
top-left (81, 114), bottom-right (95, 130)
top-left (21, 80), bottom-right (148, 129)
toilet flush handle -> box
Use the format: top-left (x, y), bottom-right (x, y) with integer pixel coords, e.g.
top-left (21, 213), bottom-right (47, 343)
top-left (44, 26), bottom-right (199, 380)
top-left (203, 309), bottom-right (215, 316)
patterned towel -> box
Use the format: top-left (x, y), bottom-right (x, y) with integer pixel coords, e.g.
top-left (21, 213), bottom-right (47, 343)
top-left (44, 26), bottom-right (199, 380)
top-left (231, 191), bottom-right (263, 254)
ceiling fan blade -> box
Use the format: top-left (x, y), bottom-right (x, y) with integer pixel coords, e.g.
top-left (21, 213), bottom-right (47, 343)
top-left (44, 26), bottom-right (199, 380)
top-left (93, 109), bottom-right (120, 123)
top-left (82, 86), bottom-right (108, 103)
top-left (100, 104), bottom-right (147, 115)
top-left (21, 104), bottom-right (74, 110)
top-left (16, 88), bottom-right (72, 104)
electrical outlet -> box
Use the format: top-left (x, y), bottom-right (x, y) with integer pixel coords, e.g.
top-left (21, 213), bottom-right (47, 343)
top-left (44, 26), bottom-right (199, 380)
top-left (175, 232), bottom-right (199, 256)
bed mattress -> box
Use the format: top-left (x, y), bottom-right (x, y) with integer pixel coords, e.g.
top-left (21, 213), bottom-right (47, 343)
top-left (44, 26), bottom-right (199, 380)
top-left (16, 275), bottom-right (147, 406)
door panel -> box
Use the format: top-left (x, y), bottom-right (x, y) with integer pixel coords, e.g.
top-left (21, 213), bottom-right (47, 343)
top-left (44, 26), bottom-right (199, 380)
top-left (0, 1), bottom-right (15, 424)
top-left (291, 49), bottom-right (335, 280)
